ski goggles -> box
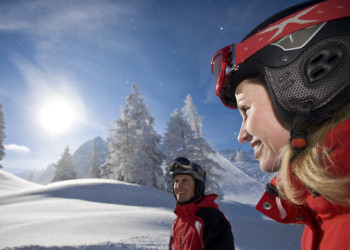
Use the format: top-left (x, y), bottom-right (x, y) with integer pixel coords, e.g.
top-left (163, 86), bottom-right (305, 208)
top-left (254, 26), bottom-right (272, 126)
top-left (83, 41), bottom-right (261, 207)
top-left (211, 0), bottom-right (350, 109)
top-left (168, 157), bottom-right (206, 178)
top-left (211, 44), bottom-right (237, 100)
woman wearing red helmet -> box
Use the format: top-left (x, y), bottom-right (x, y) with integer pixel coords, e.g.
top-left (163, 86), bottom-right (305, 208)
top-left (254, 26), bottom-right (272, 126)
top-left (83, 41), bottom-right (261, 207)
top-left (211, 0), bottom-right (350, 249)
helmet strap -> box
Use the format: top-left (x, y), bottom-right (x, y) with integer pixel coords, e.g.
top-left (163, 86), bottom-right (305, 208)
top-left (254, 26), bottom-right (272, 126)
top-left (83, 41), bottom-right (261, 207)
top-left (290, 102), bottom-right (313, 154)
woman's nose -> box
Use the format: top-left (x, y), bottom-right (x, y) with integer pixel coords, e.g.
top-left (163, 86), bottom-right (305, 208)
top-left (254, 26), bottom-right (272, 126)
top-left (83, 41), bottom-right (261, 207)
top-left (238, 124), bottom-right (252, 144)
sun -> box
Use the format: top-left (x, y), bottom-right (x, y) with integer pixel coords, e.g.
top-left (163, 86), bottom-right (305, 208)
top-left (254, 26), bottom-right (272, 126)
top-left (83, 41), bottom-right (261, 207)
top-left (37, 95), bottom-right (78, 136)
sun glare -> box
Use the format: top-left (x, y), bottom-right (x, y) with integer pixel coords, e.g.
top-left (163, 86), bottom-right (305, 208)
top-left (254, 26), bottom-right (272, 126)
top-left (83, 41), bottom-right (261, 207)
top-left (38, 96), bottom-right (78, 136)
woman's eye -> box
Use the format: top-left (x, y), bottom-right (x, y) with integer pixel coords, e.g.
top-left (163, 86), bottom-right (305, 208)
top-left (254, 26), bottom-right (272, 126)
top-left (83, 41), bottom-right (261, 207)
top-left (240, 106), bottom-right (249, 115)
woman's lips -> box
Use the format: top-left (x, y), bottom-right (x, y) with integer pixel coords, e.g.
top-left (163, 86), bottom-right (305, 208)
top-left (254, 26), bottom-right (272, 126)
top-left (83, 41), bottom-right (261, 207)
top-left (251, 140), bottom-right (262, 159)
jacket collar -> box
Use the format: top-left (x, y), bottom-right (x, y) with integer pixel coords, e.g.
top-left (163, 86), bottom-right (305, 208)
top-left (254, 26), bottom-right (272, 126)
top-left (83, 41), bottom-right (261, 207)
top-left (174, 194), bottom-right (219, 218)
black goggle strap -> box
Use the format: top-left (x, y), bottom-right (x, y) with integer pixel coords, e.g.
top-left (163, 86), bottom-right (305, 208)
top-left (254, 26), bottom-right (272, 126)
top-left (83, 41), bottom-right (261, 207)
top-left (225, 44), bottom-right (236, 74)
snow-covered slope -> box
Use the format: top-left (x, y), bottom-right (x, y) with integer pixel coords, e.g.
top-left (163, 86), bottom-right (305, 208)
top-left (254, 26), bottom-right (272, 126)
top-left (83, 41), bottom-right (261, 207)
top-left (219, 148), bottom-right (274, 184)
top-left (210, 152), bottom-right (265, 205)
top-left (0, 169), bottom-right (175, 249)
top-left (0, 169), bottom-right (41, 195)
top-left (0, 170), bottom-right (303, 249)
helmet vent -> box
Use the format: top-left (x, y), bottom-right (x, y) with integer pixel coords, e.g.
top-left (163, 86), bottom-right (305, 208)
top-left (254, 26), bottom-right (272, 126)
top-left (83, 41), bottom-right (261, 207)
top-left (263, 36), bottom-right (350, 125)
top-left (306, 45), bottom-right (344, 84)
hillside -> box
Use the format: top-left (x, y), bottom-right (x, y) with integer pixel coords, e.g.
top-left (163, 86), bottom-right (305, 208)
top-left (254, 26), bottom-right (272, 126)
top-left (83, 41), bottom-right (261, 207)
top-left (209, 152), bottom-right (265, 204)
top-left (0, 169), bottom-right (303, 249)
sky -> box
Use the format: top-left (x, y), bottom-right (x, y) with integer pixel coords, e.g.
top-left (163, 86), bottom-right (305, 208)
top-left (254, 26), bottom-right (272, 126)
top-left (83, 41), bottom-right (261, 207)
top-left (0, 0), bottom-right (305, 173)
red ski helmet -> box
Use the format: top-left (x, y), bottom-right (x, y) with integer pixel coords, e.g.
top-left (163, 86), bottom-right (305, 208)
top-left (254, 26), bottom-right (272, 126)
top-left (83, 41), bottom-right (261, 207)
top-left (211, 0), bottom-right (350, 150)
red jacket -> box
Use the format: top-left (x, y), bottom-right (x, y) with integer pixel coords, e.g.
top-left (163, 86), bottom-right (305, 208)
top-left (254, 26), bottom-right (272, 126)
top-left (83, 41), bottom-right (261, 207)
top-left (169, 194), bottom-right (235, 250)
top-left (256, 119), bottom-right (350, 250)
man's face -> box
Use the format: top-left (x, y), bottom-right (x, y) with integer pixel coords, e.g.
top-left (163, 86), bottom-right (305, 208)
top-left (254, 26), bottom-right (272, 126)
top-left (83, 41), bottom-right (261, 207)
top-left (173, 174), bottom-right (195, 203)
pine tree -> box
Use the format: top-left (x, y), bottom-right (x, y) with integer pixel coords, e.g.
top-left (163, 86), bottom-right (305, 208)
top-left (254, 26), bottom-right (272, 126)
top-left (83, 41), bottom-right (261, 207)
top-left (125, 84), bottom-right (164, 188)
top-left (182, 94), bottom-right (203, 138)
top-left (162, 109), bottom-right (196, 158)
top-left (89, 141), bottom-right (102, 178)
top-left (52, 146), bottom-right (77, 182)
top-left (162, 109), bottom-right (197, 192)
top-left (0, 104), bottom-right (5, 169)
top-left (100, 105), bottom-right (135, 180)
top-left (180, 95), bottom-right (224, 198)
top-left (102, 83), bottom-right (164, 188)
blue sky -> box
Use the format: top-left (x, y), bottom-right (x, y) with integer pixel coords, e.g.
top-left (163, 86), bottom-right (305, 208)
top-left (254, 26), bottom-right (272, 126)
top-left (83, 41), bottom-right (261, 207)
top-left (0, 0), bottom-right (304, 173)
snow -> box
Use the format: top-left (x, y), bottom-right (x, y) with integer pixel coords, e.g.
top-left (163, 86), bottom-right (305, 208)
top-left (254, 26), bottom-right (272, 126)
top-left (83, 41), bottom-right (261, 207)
top-left (0, 169), bottom-right (304, 250)
top-left (209, 152), bottom-right (266, 205)
top-left (0, 170), bottom-right (41, 194)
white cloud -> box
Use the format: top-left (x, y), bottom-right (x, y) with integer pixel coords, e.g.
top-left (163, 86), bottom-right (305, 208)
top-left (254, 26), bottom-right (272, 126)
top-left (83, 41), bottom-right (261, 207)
top-left (4, 144), bottom-right (31, 153)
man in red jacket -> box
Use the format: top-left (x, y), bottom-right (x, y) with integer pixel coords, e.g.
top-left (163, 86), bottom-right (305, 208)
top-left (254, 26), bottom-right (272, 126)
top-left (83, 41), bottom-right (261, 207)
top-left (168, 157), bottom-right (235, 250)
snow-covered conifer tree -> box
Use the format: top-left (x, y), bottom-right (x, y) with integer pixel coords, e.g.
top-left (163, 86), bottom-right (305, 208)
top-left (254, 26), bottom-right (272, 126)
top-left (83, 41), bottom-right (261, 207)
top-left (100, 104), bottom-right (134, 180)
top-left (89, 141), bottom-right (102, 178)
top-left (52, 146), bottom-right (77, 182)
top-left (182, 94), bottom-right (203, 138)
top-left (0, 104), bottom-right (5, 169)
top-left (162, 109), bottom-right (197, 192)
top-left (162, 109), bottom-right (196, 159)
top-left (102, 83), bottom-right (164, 188)
top-left (180, 95), bottom-right (224, 198)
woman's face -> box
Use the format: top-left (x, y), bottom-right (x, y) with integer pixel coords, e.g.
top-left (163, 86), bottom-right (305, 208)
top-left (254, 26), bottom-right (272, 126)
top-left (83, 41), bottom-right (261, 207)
top-left (235, 79), bottom-right (290, 172)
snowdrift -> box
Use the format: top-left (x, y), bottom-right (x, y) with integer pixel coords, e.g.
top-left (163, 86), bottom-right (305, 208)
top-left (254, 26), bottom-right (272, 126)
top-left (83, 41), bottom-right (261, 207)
top-left (0, 169), bottom-right (41, 195)
top-left (0, 170), bottom-right (303, 249)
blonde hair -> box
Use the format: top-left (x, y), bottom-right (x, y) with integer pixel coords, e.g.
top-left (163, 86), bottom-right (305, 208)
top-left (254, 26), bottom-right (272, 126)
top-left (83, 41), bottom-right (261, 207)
top-left (277, 103), bottom-right (350, 205)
